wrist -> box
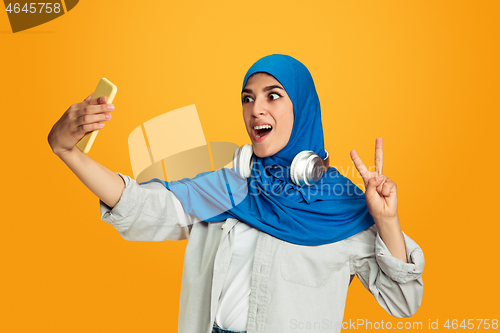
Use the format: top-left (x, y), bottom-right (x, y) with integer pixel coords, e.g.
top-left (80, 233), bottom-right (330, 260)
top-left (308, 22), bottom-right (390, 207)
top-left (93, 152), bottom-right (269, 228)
top-left (374, 214), bottom-right (403, 238)
top-left (374, 215), bottom-right (408, 263)
top-left (54, 146), bottom-right (80, 160)
top-left (373, 214), bottom-right (400, 226)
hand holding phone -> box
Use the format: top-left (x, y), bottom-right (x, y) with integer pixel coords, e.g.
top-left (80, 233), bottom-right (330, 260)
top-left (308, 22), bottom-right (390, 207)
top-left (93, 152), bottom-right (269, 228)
top-left (48, 78), bottom-right (117, 157)
top-left (76, 78), bottom-right (118, 154)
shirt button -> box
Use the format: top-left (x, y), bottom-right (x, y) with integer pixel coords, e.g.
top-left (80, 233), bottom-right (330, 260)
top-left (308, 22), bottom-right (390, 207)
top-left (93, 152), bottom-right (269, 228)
top-left (221, 223), bottom-right (226, 229)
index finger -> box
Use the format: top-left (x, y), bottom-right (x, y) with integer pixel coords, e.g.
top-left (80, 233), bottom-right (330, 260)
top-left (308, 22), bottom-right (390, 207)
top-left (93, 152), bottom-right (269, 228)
top-left (76, 94), bottom-right (107, 109)
top-left (350, 149), bottom-right (369, 184)
top-left (375, 137), bottom-right (383, 176)
top-left (83, 93), bottom-right (94, 102)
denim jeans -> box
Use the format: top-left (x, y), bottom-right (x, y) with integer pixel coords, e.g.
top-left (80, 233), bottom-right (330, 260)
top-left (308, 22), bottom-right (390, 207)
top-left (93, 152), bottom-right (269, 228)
top-left (212, 322), bottom-right (247, 333)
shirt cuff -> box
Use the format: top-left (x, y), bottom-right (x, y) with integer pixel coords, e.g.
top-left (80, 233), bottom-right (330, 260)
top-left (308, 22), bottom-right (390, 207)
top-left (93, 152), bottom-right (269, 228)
top-left (99, 173), bottom-right (137, 233)
top-left (375, 231), bottom-right (425, 284)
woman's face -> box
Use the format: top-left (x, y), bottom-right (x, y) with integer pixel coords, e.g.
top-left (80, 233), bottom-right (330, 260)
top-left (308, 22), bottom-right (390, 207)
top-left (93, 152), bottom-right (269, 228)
top-left (242, 73), bottom-right (294, 158)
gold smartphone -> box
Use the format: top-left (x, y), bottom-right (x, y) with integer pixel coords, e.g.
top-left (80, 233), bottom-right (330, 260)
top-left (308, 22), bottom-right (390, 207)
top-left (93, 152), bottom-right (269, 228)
top-left (76, 78), bottom-right (117, 154)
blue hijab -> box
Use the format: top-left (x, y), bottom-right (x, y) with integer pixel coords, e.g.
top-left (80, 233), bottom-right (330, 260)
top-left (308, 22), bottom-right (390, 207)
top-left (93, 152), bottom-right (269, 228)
top-left (143, 54), bottom-right (374, 246)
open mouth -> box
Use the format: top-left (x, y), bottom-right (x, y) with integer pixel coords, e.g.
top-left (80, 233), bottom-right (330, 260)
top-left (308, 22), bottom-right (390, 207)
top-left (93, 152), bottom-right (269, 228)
top-left (253, 125), bottom-right (273, 140)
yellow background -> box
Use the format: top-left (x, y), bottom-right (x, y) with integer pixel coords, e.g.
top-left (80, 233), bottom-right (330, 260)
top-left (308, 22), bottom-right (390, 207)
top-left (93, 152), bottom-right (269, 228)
top-left (1, 0), bottom-right (499, 331)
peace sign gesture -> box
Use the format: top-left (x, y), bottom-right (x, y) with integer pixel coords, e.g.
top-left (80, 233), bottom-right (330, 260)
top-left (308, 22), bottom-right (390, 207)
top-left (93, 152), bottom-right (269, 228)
top-left (350, 137), bottom-right (398, 222)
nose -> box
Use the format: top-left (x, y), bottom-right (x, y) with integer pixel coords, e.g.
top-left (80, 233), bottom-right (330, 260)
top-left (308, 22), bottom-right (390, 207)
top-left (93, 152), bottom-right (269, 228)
top-left (252, 97), bottom-right (267, 117)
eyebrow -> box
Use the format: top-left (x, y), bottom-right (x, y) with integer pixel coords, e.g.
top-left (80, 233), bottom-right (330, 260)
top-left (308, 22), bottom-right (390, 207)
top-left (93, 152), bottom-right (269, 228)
top-left (241, 85), bottom-right (284, 95)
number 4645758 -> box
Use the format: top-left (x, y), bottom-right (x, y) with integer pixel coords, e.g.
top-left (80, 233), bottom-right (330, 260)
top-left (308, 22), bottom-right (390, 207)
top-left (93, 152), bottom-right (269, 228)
top-left (444, 319), bottom-right (498, 329)
top-left (5, 3), bottom-right (62, 14)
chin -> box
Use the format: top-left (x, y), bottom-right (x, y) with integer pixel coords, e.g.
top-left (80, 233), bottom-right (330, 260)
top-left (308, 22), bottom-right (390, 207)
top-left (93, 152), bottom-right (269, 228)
top-left (254, 152), bottom-right (270, 158)
top-left (253, 145), bottom-right (277, 158)
top-left (252, 148), bottom-right (266, 158)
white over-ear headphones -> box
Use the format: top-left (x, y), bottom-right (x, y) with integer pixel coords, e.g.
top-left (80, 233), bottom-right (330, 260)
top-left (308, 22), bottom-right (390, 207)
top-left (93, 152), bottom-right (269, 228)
top-left (233, 144), bottom-right (330, 186)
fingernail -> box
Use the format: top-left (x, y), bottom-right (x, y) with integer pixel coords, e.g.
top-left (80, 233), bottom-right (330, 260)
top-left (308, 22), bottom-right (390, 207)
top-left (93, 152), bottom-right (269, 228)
top-left (99, 123), bottom-right (105, 128)
top-left (377, 176), bottom-right (384, 181)
top-left (106, 113), bottom-right (112, 119)
top-left (108, 104), bottom-right (115, 110)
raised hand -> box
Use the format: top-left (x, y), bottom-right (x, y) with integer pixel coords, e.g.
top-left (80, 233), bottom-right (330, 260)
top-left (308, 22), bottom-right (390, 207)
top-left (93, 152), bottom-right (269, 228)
top-left (350, 137), bottom-right (398, 222)
top-left (48, 93), bottom-right (114, 156)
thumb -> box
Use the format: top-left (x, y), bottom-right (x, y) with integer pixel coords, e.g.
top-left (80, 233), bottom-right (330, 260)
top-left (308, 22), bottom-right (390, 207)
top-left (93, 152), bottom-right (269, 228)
top-left (365, 176), bottom-right (384, 198)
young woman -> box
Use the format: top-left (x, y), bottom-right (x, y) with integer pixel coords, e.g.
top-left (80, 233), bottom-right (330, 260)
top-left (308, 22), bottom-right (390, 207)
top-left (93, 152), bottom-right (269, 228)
top-left (48, 54), bottom-right (424, 333)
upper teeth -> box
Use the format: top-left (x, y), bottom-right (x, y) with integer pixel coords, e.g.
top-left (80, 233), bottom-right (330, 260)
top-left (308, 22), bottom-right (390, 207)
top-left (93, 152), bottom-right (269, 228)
top-left (254, 125), bottom-right (272, 130)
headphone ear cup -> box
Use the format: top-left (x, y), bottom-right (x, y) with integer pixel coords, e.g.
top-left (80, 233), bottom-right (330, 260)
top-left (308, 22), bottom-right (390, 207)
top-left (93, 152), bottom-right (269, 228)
top-left (290, 155), bottom-right (298, 185)
top-left (233, 144), bottom-right (253, 179)
top-left (232, 146), bottom-right (242, 177)
top-left (290, 151), bottom-right (310, 186)
top-left (291, 151), bottom-right (325, 186)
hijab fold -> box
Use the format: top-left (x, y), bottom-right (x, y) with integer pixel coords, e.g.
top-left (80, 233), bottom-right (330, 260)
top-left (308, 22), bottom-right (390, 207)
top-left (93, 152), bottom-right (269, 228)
top-left (141, 54), bottom-right (374, 246)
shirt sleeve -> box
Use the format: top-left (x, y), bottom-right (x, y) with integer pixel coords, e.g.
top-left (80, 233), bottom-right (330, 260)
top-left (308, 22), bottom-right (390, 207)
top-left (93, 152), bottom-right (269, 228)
top-left (99, 173), bottom-right (201, 241)
top-left (348, 224), bottom-right (425, 318)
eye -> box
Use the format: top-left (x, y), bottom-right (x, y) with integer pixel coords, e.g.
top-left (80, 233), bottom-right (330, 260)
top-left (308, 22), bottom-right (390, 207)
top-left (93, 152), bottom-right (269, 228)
top-left (269, 92), bottom-right (281, 101)
top-left (242, 95), bottom-right (254, 103)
